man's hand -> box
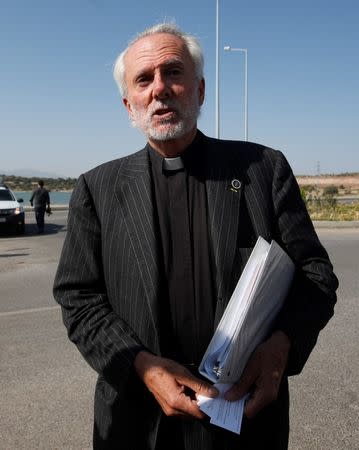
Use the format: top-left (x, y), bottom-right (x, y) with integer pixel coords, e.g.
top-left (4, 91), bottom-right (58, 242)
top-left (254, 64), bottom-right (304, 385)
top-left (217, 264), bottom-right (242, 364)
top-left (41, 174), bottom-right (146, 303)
top-left (134, 351), bottom-right (218, 419)
top-left (224, 331), bottom-right (291, 418)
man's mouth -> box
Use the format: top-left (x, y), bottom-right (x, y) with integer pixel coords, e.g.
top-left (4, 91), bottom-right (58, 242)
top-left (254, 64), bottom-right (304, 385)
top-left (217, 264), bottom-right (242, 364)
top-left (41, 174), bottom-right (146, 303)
top-left (152, 108), bottom-right (177, 119)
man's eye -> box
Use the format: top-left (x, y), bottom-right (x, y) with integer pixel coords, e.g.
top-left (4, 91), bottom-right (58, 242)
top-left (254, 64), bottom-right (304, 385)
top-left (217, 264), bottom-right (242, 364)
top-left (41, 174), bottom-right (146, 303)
top-left (137, 76), bottom-right (151, 85)
top-left (166, 68), bottom-right (182, 77)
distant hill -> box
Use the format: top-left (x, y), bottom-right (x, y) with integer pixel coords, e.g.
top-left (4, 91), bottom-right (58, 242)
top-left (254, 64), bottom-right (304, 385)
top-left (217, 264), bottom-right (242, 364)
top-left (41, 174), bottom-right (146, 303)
top-left (1, 175), bottom-right (77, 191)
top-left (0, 169), bottom-right (67, 178)
top-left (296, 174), bottom-right (359, 188)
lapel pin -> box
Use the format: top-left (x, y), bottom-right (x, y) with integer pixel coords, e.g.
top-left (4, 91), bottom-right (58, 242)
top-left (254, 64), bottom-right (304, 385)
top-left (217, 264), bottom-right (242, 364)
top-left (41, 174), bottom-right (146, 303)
top-left (229, 179), bottom-right (241, 192)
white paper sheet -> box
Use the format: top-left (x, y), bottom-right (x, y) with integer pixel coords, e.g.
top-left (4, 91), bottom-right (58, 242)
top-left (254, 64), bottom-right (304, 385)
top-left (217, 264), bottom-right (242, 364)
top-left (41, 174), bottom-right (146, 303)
top-left (197, 383), bottom-right (248, 434)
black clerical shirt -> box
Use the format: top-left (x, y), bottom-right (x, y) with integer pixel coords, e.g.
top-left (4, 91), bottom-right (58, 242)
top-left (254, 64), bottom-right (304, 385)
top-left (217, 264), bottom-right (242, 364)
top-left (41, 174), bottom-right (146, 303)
top-left (148, 132), bottom-right (215, 366)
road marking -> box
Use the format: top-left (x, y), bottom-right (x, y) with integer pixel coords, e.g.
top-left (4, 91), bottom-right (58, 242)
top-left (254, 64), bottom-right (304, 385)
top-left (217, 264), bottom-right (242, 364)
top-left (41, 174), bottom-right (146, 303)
top-left (0, 305), bottom-right (60, 317)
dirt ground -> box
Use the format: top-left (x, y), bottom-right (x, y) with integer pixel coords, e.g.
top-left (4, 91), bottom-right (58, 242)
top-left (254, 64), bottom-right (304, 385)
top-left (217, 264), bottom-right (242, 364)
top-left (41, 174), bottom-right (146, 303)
top-left (296, 174), bottom-right (359, 189)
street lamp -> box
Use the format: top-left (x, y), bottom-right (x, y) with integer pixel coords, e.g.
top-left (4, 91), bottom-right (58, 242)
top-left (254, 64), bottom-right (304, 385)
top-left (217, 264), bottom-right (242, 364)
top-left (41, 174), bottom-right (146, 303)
top-left (224, 46), bottom-right (248, 141)
top-left (215, 0), bottom-right (220, 138)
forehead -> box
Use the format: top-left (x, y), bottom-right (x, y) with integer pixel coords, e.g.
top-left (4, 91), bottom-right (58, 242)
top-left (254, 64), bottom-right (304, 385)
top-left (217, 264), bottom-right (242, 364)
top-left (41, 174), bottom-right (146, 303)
top-left (124, 33), bottom-right (194, 77)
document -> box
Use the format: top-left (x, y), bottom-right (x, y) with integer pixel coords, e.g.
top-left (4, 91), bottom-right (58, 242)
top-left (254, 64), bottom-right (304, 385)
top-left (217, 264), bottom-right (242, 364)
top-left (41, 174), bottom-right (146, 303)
top-left (197, 383), bottom-right (248, 434)
top-left (197, 237), bottom-right (295, 433)
top-left (199, 236), bottom-right (295, 384)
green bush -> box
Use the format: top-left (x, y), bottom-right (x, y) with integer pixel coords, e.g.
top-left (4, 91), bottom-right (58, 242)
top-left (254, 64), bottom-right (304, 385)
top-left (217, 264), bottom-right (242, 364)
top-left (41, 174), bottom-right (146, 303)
top-left (323, 185), bottom-right (338, 196)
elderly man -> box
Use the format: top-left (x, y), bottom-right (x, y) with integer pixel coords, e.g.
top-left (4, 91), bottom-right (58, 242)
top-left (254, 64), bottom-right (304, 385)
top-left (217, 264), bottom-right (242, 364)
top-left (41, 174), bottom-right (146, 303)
top-left (54, 23), bottom-right (338, 450)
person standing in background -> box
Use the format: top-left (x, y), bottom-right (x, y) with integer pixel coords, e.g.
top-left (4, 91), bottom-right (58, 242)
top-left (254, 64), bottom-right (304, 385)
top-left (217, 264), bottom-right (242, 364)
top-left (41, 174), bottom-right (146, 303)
top-left (30, 180), bottom-right (50, 233)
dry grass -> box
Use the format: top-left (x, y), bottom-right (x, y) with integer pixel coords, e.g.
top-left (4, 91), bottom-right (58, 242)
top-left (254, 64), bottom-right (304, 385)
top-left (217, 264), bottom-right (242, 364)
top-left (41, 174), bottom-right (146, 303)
top-left (306, 201), bottom-right (359, 221)
top-left (296, 174), bottom-right (359, 220)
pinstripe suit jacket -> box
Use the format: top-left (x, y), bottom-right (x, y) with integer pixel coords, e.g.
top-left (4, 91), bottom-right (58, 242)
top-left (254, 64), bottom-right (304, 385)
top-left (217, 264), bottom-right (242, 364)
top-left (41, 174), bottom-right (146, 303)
top-left (54, 131), bottom-right (337, 449)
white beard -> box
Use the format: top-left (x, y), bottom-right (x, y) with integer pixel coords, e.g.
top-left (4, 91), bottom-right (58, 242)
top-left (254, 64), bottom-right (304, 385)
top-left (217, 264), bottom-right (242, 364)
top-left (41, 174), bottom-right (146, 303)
top-left (129, 94), bottom-right (201, 142)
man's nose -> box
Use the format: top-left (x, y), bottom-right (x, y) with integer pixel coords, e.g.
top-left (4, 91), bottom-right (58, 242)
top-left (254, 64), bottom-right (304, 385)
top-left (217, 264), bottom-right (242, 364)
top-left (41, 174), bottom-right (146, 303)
top-left (152, 73), bottom-right (171, 99)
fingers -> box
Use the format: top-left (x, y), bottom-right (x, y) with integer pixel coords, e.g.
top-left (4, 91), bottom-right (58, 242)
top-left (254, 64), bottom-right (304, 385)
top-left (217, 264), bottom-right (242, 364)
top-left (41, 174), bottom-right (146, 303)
top-left (170, 371), bottom-right (217, 418)
top-left (244, 370), bottom-right (282, 418)
top-left (224, 332), bottom-right (290, 417)
top-left (225, 366), bottom-right (282, 417)
top-left (224, 355), bottom-right (258, 401)
top-left (178, 374), bottom-right (218, 399)
top-left (134, 352), bottom-right (215, 419)
top-left (155, 382), bottom-right (207, 419)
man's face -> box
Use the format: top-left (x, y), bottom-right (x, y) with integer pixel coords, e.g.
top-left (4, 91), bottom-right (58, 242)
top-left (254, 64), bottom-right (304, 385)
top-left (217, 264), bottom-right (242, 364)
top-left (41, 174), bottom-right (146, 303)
top-left (123, 33), bottom-right (205, 143)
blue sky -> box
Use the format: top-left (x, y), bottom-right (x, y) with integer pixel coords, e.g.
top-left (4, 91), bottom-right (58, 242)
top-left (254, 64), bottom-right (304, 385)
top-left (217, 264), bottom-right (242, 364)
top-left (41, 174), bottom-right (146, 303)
top-left (1, 0), bottom-right (358, 177)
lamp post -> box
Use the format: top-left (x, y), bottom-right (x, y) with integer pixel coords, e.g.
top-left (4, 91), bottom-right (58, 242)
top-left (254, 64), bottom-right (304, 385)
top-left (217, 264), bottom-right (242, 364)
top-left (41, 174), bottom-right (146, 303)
top-left (215, 0), bottom-right (220, 138)
top-left (224, 46), bottom-right (248, 141)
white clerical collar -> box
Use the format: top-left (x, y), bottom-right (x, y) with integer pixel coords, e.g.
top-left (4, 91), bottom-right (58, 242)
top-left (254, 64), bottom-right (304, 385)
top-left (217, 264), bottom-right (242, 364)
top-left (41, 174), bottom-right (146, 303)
top-left (163, 156), bottom-right (184, 172)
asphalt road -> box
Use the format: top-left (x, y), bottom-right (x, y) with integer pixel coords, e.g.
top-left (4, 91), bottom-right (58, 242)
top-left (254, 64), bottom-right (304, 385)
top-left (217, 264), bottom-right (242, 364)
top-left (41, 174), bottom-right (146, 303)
top-left (0, 211), bottom-right (358, 449)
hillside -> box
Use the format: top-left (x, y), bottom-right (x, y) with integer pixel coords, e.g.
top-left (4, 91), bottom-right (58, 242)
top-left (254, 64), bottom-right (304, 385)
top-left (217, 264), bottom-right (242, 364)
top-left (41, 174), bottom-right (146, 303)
top-left (0, 175), bottom-right (76, 191)
top-left (296, 173), bottom-right (359, 188)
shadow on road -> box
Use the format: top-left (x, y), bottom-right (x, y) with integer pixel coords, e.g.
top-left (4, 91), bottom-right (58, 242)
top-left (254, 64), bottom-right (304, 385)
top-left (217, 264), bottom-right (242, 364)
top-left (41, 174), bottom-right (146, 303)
top-left (26, 222), bottom-right (67, 236)
top-left (0, 253), bottom-right (30, 257)
top-left (0, 222), bottom-right (66, 238)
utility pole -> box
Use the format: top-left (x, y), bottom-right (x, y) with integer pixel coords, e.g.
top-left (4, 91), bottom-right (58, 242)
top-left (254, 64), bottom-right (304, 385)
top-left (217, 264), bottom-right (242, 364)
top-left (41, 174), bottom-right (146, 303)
top-left (316, 161), bottom-right (321, 176)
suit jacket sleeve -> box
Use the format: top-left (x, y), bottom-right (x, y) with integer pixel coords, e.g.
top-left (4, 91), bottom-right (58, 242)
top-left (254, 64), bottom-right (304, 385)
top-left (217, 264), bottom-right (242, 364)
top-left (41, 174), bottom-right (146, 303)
top-left (53, 174), bottom-right (145, 386)
top-left (270, 151), bottom-right (338, 375)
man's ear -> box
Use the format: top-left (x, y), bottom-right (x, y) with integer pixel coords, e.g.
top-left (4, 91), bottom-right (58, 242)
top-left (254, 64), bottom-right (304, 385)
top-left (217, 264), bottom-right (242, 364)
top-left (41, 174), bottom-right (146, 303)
top-left (123, 98), bottom-right (133, 118)
top-left (198, 78), bottom-right (205, 106)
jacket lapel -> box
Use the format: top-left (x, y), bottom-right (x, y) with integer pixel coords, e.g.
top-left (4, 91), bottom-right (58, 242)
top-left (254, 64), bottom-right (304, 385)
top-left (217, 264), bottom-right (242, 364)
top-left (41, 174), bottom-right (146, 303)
top-left (114, 149), bottom-right (161, 347)
top-left (204, 138), bottom-right (244, 304)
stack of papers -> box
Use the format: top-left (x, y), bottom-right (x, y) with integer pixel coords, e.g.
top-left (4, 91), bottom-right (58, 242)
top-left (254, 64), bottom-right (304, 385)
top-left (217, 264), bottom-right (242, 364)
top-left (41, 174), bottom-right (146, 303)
top-left (199, 237), bottom-right (295, 384)
top-left (197, 237), bottom-right (295, 433)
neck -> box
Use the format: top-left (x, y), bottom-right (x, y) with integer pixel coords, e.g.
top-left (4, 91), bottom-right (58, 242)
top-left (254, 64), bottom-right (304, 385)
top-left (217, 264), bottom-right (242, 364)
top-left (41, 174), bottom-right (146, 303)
top-left (148, 127), bottom-right (197, 157)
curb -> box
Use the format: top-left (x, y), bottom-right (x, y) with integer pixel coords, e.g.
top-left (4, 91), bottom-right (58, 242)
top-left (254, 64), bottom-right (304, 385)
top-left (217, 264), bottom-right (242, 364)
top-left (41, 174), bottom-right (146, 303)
top-left (23, 207), bottom-right (359, 228)
top-left (313, 220), bottom-right (359, 229)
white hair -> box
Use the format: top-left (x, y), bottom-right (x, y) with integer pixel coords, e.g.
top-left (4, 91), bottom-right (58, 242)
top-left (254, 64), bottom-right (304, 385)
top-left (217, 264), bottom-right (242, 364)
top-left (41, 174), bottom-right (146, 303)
top-left (113, 23), bottom-right (204, 97)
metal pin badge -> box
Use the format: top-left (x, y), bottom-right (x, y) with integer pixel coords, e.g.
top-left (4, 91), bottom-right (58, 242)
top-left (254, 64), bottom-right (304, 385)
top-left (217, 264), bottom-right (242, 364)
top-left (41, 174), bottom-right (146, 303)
top-left (229, 179), bottom-right (241, 192)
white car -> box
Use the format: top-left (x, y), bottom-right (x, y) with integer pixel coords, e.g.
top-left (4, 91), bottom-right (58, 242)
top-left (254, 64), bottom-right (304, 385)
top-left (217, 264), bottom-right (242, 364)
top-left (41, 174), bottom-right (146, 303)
top-left (0, 184), bottom-right (25, 234)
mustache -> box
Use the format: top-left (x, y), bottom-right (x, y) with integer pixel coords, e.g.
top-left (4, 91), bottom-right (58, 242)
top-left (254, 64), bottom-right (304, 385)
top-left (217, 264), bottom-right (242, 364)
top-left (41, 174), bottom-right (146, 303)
top-left (148, 100), bottom-right (179, 116)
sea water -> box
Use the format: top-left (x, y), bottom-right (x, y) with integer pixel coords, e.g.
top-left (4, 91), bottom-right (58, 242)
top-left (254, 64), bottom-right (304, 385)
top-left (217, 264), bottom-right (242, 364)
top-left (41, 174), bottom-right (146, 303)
top-left (14, 191), bottom-right (72, 205)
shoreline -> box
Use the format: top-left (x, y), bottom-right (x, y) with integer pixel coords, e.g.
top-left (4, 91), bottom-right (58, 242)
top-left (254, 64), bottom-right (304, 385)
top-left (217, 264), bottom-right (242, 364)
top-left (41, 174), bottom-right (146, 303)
top-left (15, 190), bottom-right (73, 193)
